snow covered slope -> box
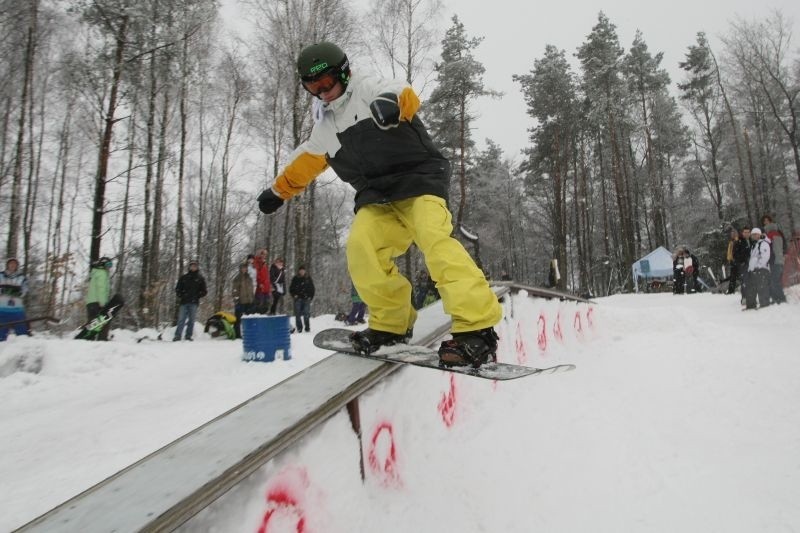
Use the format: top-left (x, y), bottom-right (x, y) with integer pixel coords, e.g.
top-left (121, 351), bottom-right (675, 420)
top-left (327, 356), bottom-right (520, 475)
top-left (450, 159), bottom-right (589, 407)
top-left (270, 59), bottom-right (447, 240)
top-left (2, 289), bottom-right (799, 532)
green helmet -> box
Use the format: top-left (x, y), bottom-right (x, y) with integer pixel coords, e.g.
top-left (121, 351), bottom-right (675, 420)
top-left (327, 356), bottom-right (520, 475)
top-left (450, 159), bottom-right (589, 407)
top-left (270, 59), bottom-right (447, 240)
top-left (297, 42), bottom-right (350, 85)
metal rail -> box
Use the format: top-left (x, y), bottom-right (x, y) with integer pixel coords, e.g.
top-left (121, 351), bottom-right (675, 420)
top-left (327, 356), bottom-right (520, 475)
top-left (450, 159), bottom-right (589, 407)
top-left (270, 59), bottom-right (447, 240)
top-left (15, 286), bottom-right (514, 533)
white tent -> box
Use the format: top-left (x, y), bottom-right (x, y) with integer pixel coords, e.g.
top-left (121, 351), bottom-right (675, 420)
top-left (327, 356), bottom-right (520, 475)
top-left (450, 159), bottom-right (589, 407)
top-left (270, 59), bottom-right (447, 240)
top-left (632, 246), bottom-right (674, 292)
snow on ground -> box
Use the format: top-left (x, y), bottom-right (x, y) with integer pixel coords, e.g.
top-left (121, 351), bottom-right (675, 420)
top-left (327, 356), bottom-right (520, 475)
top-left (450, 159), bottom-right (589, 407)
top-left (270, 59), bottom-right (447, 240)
top-left (2, 289), bottom-right (800, 532)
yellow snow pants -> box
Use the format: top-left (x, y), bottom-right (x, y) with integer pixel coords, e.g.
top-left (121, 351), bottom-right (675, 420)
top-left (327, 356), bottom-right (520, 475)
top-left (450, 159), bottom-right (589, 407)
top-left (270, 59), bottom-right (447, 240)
top-left (346, 195), bottom-right (502, 335)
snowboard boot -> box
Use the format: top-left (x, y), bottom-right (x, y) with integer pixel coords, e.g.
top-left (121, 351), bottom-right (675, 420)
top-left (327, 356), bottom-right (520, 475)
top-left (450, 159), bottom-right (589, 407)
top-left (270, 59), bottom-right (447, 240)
top-left (438, 327), bottom-right (499, 368)
top-left (350, 328), bottom-right (411, 355)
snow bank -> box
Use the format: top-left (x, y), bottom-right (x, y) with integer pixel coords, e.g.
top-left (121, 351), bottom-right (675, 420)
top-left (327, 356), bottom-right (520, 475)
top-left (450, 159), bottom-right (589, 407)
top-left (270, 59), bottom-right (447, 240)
top-left (3, 290), bottom-right (800, 532)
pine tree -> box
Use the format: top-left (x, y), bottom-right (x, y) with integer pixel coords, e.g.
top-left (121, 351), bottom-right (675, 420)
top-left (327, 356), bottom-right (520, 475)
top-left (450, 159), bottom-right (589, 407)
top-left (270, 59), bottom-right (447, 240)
top-left (426, 15), bottom-right (498, 227)
top-left (678, 32), bottom-right (727, 222)
top-left (622, 31), bottom-right (672, 247)
top-left (576, 12), bottom-right (635, 289)
top-left (514, 45), bottom-right (577, 290)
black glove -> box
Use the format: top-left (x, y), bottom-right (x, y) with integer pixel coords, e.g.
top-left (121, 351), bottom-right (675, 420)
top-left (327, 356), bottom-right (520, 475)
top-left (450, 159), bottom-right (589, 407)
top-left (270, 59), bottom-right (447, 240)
top-left (258, 188), bottom-right (284, 214)
top-left (369, 92), bottom-right (400, 130)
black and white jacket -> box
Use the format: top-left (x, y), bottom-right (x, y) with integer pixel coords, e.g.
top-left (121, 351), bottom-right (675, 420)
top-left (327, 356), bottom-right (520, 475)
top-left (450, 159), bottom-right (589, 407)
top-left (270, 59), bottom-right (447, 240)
top-left (270, 73), bottom-right (450, 211)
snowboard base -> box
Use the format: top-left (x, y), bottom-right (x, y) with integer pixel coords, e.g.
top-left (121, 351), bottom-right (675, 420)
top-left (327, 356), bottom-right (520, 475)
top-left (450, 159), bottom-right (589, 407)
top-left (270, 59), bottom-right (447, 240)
top-left (313, 328), bottom-right (575, 381)
top-left (75, 294), bottom-right (125, 340)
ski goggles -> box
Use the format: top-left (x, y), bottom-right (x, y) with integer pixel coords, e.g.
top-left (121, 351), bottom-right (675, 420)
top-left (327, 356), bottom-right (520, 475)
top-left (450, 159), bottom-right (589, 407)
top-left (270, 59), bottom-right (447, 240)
top-left (301, 71), bottom-right (339, 96)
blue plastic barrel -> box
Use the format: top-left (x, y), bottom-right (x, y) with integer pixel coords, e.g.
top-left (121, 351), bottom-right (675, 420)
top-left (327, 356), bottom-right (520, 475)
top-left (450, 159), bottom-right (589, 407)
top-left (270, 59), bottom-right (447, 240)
top-left (241, 315), bottom-right (291, 362)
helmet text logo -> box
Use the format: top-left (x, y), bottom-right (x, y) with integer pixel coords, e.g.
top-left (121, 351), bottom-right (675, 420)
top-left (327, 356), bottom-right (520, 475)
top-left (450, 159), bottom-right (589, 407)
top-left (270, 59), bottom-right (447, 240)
top-left (309, 62), bottom-right (328, 74)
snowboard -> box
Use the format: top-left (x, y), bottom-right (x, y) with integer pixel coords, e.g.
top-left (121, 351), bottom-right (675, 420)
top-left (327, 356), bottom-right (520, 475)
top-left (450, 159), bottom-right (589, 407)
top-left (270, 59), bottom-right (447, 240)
top-left (74, 294), bottom-right (125, 340)
top-left (313, 328), bottom-right (575, 381)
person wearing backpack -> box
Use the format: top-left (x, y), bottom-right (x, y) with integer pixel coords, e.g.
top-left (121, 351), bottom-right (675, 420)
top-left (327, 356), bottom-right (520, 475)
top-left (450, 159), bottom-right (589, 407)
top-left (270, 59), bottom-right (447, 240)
top-left (745, 228), bottom-right (771, 310)
top-left (762, 214), bottom-right (787, 304)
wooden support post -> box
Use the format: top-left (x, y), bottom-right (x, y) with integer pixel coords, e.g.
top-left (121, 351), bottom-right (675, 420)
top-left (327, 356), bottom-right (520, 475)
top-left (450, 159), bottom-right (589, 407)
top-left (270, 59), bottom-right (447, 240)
top-left (346, 398), bottom-right (365, 482)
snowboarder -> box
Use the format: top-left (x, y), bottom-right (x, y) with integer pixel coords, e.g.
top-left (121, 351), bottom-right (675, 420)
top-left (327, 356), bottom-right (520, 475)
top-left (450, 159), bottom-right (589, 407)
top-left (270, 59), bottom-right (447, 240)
top-left (257, 42), bottom-right (502, 367)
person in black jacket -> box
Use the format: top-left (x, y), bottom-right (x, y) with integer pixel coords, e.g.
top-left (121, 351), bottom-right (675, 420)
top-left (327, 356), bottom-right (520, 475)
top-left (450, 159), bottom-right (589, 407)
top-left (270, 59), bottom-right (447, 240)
top-left (289, 266), bottom-right (315, 333)
top-left (733, 226), bottom-right (750, 304)
top-left (173, 260), bottom-right (207, 341)
top-left (731, 226), bottom-right (752, 297)
top-left (673, 248), bottom-right (687, 294)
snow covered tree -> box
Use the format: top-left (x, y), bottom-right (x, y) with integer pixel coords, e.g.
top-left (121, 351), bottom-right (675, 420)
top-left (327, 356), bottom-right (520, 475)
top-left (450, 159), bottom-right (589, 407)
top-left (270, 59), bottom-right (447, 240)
top-left (426, 15), bottom-right (498, 227)
top-left (362, 0), bottom-right (442, 88)
top-left (468, 140), bottom-right (534, 281)
top-left (622, 31), bottom-right (672, 247)
top-left (514, 45), bottom-right (577, 290)
top-left (247, 0), bottom-right (357, 273)
top-left (722, 13), bottom-right (799, 231)
top-left (577, 11), bottom-right (635, 290)
top-left (678, 32), bottom-right (727, 222)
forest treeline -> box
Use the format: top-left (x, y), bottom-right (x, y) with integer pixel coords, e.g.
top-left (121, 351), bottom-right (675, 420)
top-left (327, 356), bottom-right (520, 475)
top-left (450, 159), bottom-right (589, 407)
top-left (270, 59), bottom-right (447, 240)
top-left (0, 0), bottom-right (797, 329)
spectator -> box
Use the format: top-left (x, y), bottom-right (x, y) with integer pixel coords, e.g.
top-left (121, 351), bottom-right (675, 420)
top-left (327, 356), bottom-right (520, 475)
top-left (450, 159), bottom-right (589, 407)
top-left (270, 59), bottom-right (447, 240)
top-left (253, 248), bottom-right (271, 313)
top-left (231, 262), bottom-right (254, 339)
top-left (725, 228), bottom-right (741, 294)
top-left (684, 248), bottom-right (700, 293)
top-left (0, 258), bottom-right (30, 341)
top-left (173, 260), bottom-right (207, 341)
top-left (412, 270), bottom-right (431, 310)
top-left (732, 226), bottom-right (752, 300)
top-left (269, 257), bottom-right (287, 315)
top-left (289, 266), bottom-right (315, 333)
top-left (204, 311), bottom-right (237, 340)
top-left (85, 256), bottom-right (112, 341)
top-left (345, 284), bottom-right (366, 325)
top-left (744, 228), bottom-right (771, 310)
top-left (246, 254), bottom-right (257, 296)
top-left (673, 247), bottom-right (687, 294)
top-left (762, 214), bottom-right (787, 304)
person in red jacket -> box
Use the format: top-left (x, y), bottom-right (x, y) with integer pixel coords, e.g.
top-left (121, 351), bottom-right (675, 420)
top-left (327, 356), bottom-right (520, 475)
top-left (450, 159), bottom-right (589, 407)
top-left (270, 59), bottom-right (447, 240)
top-left (253, 248), bottom-right (271, 313)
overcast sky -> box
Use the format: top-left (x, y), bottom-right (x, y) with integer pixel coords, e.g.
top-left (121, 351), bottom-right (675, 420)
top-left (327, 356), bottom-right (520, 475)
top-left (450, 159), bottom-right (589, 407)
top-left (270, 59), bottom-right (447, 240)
top-left (221, 0), bottom-right (800, 163)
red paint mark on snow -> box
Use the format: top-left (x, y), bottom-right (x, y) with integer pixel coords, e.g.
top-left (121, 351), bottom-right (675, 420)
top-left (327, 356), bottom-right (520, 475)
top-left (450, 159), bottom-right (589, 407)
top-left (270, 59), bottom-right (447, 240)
top-left (515, 322), bottom-right (528, 364)
top-left (553, 311), bottom-right (564, 342)
top-left (367, 421), bottom-right (401, 487)
top-left (438, 374), bottom-right (458, 427)
top-left (573, 311), bottom-right (583, 334)
top-left (537, 313), bottom-right (548, 352)
top-left (258, 467), bottom-right (309, 533)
